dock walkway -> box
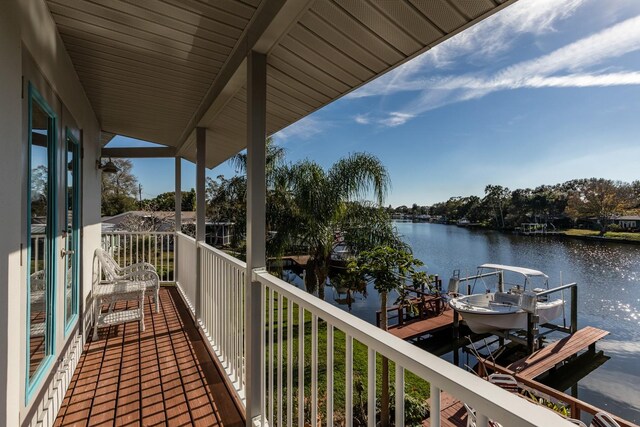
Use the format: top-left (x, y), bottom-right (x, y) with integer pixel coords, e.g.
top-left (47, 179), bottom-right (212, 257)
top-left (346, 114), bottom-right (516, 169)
top-left (507, 326), bottom-right (609, 379)
top-left (387, 310), bottom-right (454, 340)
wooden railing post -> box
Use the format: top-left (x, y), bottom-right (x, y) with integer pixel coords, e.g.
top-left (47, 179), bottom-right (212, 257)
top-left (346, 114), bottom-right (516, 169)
top-left (570, 284), bottom-right (578, 334)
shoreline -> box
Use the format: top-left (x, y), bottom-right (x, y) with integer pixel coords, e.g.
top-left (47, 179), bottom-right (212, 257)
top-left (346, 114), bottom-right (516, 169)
top-left (397, 221), bottom-right (640, 245)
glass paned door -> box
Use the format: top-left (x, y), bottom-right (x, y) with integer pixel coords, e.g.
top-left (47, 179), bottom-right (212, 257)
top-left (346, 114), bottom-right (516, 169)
top-left (64, 131), bottom-right (80, 330)
top-left (27, 85), bottom-right (57, 387)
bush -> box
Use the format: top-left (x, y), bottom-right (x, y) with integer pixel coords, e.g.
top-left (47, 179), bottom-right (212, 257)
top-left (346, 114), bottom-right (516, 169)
top-left (388, 392), bottom-right (430, 427)
top-left (607, 223), bottom-right (623, 232)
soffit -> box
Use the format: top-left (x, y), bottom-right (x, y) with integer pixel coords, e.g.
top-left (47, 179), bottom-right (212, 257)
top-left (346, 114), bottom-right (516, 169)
top-left (46, 0), bottom-right (261, 147)
top-left (189, 0), bottom-right (515, 168)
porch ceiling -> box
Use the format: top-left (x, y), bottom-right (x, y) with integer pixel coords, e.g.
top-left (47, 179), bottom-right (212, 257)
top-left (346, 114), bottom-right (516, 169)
top-left (47, 0), bottom-right (515, 168)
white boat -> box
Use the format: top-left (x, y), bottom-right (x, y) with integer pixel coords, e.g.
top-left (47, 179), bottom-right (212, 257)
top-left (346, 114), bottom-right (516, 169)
top-left (448, 264), bottom-right (565, 334)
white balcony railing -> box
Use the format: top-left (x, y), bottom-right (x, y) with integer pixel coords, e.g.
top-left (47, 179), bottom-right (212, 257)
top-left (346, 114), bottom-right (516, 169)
top-left (115, 231), bottom-right (571, 427)
top-left (101, 231), bottom-right (175, 282)
top-left (175, 232), bottom-right (197, 311)
top-left (198, 240), bottom-right (246, 401)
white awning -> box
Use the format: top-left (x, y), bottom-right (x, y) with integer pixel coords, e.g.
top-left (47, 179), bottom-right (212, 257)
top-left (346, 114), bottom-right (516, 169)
top-left (478, 263), bottom-right (548, 278)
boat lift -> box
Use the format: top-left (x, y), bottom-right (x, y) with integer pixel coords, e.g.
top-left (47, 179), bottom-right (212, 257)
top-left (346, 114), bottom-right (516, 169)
top-left (449, 269), bottom-right (579, 354)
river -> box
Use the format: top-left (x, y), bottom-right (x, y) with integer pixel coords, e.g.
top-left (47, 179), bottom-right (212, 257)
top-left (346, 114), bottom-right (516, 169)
top-left (285, 222), bottom-right (640, 422)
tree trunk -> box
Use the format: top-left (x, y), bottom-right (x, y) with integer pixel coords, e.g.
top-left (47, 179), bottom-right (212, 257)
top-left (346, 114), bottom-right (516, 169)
top-left (380, 292), bottom-right (390, 427)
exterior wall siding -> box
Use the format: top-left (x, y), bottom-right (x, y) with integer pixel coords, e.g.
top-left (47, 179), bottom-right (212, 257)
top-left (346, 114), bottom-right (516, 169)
top-left (0, 0), bottom-right (102, 425)
top-left (0, 0), bottom-right (25, 425)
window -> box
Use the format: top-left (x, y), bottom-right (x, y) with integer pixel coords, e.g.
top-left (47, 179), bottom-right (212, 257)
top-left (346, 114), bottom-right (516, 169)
top-left (26, 83), bottom-right (57, 401)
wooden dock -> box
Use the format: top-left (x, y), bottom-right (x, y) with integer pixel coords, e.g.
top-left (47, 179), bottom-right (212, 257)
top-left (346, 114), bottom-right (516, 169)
top-left (269, 254), bottom-right (311, 268)
top-left (506, 326), bottom-right (609, 379)
top-left (387, 310), bottom-right (454, 340)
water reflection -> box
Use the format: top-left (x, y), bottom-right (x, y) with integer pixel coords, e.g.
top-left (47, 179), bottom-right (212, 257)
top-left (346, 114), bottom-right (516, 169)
top-left (284, 222), bottom-right (640, 423)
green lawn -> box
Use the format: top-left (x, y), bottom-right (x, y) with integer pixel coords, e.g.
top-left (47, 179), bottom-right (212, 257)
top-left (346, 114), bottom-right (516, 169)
top-left (265, 295), bottom-right (430, 426)
top-left (563, 229), bottom-right (640, 241)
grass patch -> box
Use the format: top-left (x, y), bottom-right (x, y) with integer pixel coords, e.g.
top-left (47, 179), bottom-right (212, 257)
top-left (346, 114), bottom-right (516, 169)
top-left (265, 295), bottom-right (430, 426)
top-left (563, 229), bottom-right (640, 241)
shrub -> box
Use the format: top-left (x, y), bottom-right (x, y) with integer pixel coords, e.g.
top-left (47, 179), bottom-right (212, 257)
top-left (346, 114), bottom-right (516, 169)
top-left (607, 223), bottom-right (623, 232)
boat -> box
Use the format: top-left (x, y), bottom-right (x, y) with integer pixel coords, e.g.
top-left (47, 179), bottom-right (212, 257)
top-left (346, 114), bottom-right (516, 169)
top-left (448, 264), bottom-right (565, 334)
top-left (329, 243), bottom-right (352, 269)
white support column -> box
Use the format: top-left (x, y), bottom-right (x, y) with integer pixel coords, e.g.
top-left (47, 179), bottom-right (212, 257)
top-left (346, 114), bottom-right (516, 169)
top-left (174, 156), bottom-right (181, 283)
top-left (245, 50), bottom-right (267, 426)
top-left (195, 128), bottom-right (206, 319)
top-left (175, 156), bottom-right (182, 233)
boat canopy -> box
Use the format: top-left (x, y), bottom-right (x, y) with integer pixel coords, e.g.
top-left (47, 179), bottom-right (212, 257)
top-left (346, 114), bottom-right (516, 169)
top-left (478, 263), bottom-right (548, 279)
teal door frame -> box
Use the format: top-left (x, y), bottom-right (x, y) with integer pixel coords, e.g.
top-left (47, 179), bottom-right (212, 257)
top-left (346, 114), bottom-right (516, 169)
top-left (25, 82), bottom-right (58, 403)
top-left (63, 129), bottom-right (81, 335)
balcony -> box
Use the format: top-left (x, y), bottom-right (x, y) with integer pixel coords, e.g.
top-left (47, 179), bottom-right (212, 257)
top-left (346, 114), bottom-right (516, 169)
top-left (54, 287), bottom-right (243, 426)
top-left (55, 231), bottom-right (573, 427)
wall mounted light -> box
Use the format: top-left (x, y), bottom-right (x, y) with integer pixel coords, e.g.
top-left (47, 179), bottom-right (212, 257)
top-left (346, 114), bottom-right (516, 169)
top-left (96, 158), bottom-right (118, 174)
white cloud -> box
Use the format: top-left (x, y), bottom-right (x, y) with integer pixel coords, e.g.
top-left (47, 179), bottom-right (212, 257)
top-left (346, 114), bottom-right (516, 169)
top-left (274, 116), bottom-right (325, 142)
top-left (380, 112), bottom-right (414, 127)
top-left (405, 15), bottom-right (640, 114)
top-left (358, 11), bottom-right (640, 127)
top-left (348, 0), bottom-right (587, 100)
top-left (354, 114), bottom-right (370, 125)
top-left (424, 0), bottom-right (586, 68)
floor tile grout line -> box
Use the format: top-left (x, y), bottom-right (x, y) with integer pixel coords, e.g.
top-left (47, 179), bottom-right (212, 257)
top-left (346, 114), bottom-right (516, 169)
top-left (166, 288), bottom-right (221, 423)
top-left (148, 292), bottom-right (169, 424)
top-left (159, 288), bottom-right (199, 426)
top-left (112, 299), bottom-right (132, 427)
top-left (85, 305), bottom-right (118, 425)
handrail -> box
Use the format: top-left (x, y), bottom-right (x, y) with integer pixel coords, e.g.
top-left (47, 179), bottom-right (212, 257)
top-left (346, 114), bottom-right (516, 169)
top-left (480, 358), bottom-right (639, 427)
top-left (536, 282), bottom-right (577, 296)
top-left (255, 270), bottom-right (574, 427)
top-left (176, 231), bottom-right (196, 243)
top-left (197, 241), bottom-right (246, 269)
top-left (102, 230), bottom-right (175, 235)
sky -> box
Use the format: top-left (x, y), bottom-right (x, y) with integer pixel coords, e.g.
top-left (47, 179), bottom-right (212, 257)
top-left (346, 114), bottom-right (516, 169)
top-left (108, 0), bottom-right (640, 207)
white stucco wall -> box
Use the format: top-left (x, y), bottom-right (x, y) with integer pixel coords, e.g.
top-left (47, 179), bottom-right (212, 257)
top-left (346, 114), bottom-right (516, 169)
top-left (0, 0), bottom-right (25, 425)
top-left (0, 0), bottom-right (102, 424)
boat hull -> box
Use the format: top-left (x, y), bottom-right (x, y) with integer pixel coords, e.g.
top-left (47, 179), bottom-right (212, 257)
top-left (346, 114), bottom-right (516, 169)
top-left (449, 294), bottom-right (564, 334)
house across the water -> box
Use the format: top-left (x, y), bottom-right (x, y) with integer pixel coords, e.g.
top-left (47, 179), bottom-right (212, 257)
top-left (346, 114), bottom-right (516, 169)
top-left (613, 215), bottom-right (640, 230)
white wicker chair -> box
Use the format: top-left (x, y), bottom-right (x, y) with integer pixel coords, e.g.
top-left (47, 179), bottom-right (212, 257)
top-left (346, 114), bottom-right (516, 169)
top-left (590, 412), bottom-right (621, 427)
top-left (95, 248), bottom-right (160, 313)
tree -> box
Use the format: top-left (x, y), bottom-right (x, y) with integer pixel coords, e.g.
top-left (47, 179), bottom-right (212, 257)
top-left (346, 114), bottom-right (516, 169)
top-left (228, 136), bottom-right (286, 185)
top-left (565, 178), bottom-right (631, 233)
top-left (101, 159), bottom-right (139, 216)
top-left (348, 246), bottom-right (425, 427)
top-left (143, 191), bottom-right (175, 211)
top-left (270, 152), bottom-right (391, 295)
top-left (631, 180), bottom-right (640, 209)
top-left (181, 188), bottom-right (196, 211)
top-left (206, 175), bottom-right (247, 247)
top-left (483, 184), bottom-right (510, 228)
top-left (31, 165), bottom-right (48, 217)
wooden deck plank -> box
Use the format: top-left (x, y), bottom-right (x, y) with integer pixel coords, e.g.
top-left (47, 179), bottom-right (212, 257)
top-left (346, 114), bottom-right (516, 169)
top-left (387, 310), bottom-right (454, 340)
top-left (423, 393), bottom-right (468, 427)
top-left (508, 326), bottom-right (609, 379)
top-left (55, 287), bottom-right (244, 427)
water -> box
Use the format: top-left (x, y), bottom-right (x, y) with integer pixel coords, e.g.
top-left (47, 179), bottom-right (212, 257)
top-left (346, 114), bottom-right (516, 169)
top-left (285, 222), bottom-right (640, 422)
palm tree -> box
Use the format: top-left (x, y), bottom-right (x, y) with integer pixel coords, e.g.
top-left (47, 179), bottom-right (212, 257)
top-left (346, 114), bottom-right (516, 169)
top-left (271, 152), bottom-right (392, 295)
top-left (229, 136), bottom-right (286, 185)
